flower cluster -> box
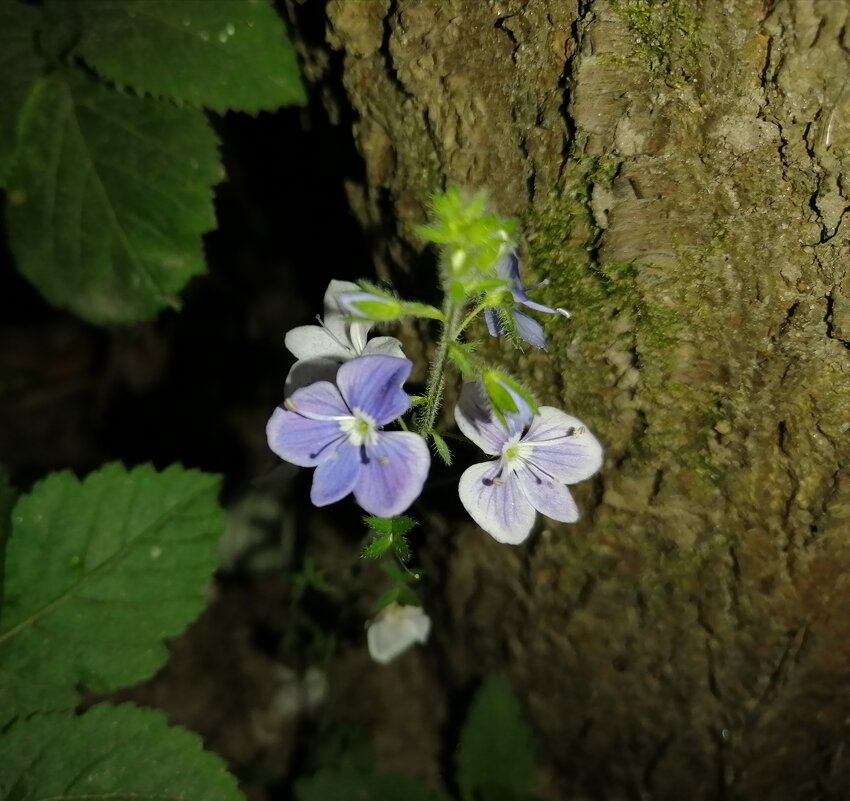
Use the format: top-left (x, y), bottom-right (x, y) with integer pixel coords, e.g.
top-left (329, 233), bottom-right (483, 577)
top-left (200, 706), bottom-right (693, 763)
top-left (266, 188), bottom-right (603, 663)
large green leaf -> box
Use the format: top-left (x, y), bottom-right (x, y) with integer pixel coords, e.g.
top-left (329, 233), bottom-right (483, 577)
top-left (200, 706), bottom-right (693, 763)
top-left (0, 704), bottom-right (243, 801)
top-left (0, 0), bottom-right (45, 183)
top-left (0, 463), bottom-right (223, 725)
top-left (5, 71), bottom-right (221, 324)
top-left (0, 465), bottom-right (16, 600)
top-left (456, 677), bottom-right (536, 801)
top-left (68, 0), bottom-right (306, 112)
top-left (296, 768), bottom-right (447, 801)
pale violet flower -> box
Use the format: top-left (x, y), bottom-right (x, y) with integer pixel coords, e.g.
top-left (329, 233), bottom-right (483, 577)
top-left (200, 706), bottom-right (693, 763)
top-left (367, 603), bottom-right (431, 664)
top-left (285, 280), bottom-right (404, 392)
top-left (455, 383), bottom-right (602, 544)
top-left (484, 250), bottom-right (570, 349)
top-left (266, 355), bottom-right (430, 517)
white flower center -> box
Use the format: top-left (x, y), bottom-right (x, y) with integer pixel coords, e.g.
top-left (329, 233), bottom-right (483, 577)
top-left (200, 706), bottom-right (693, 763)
top-left (501, 435), bottom-right (534, 469)
top-left (339, 409), bottom-right (378, 446)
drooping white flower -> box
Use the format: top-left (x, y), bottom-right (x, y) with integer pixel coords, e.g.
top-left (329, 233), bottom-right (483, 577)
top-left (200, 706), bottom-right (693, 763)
top-left (366, 603), bottom-right (431, 665)
top-left (285, 280), bottom-right (405, 392)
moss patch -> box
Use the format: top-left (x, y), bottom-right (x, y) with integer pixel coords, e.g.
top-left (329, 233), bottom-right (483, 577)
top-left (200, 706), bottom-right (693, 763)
top-left (609, 0), bottom-right (704, 78)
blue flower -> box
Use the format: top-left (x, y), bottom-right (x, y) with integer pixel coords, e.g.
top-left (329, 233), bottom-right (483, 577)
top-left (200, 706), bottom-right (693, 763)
top-left (267, 355), bottom-right (430, 517)
top-left (484, 250), bottom-right (570, 349)
top-left (455, 383), bottom-right (602, 544)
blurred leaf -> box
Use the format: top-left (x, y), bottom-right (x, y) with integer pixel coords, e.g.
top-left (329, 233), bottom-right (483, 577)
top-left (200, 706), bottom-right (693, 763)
top-left (65, 0), bottom-right (306, 112)
top-left (456, 677), bottom-right (536, 801)
top-left (291, 557), bottom-right (330, 600)
top-left (5, 71), bottom-right (221, 323)
top-left (0, 704), bottom-right (242, 801)
top-left (0, 465), bottom-right (16, 602)
top-left (0, 463), bottom-right (223, 726)
top-left (297, 767), bottom-right (446, 801)
top-left (0, 0), bottom-right (44, 184)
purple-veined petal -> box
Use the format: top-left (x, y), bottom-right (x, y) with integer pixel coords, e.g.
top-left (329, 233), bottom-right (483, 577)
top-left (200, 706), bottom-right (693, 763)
top-left (284, 358), bottom-right (340, 395)
top-left (311, 441), bottom-right (361, 506)
top-left (458, 460), bottom-right (536, 544)
top-left (494, 249), bottom-right (522, 285)
top-left (266, 407), bottom-right (347, 468)
top-left (362, 335), bottom-right (405, 359)
top-left (337, 355), bottom-right (412, 424)
top-left (513, 309), bottom-right (548, 349)
top-left (285, 325), bottom-right (350, 361)
top-left (484, 307), bottom-right (504, 338)
top-left (286, 380), bottom-right (350, 417)
top-left (454, 382), bottom-right (509, 455)
top-left (524, 406), bottom-right (604, 483)
top-left (353, 431), bottom-right (430, 517)
top-left (367, 604), bottom-right (431, 665)
top-left (521, 297), bottom-right (571, 317)
top-left (323, 279), bottom-right (364, 340)
top-left (515, 464), bottom-right (580, 523)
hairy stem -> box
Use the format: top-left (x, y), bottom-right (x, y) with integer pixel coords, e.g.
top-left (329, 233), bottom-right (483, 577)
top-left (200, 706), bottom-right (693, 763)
top-left (416, 299), bottom-right (463, 434)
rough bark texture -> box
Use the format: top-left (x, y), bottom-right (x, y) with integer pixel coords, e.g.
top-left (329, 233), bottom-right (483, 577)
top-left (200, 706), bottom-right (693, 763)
top-left (320, 0), bottom-right (850, 798)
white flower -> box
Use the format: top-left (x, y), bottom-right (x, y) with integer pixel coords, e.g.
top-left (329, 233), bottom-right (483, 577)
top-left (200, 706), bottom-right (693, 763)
top-left (366, 603), bottom-right (431, 665)
top-left (285, 280), bottom-right (404, 392)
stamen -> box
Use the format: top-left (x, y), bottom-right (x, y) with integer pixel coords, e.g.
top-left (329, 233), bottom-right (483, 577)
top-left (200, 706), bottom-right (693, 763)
top-left (378, 457), bottom-right (390, 465)
top-left (316, 314), bottom-right (353, 352)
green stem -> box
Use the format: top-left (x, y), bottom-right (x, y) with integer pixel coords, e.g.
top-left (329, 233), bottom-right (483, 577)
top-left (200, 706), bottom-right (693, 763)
top-left (416, 298), bottom-right (463, 434)
top-left (456, 302), bottom-right (488, 336)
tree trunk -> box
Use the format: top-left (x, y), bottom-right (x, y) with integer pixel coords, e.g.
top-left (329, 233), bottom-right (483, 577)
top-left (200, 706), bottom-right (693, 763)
top-left (320, 0), bottom-right (850, 797)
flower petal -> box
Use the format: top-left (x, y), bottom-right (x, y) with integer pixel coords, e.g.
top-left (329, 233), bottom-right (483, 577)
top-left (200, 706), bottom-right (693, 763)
top-left (323, 279), bottom-right (364, 341)
top-left (458, 461), bottom-right (536, 544)
top-left (524, 406), bottom-right (604, 483)
top-left (454, 382), bottom-right (509, 455)
top-left (515, 465), bottom-right (579, 523)
top-left (484, 308), bottom-right (504, 338)
top-left (286, 380), bottom-right (350, 417)
top-left (311, 442), bottom-right (361, 506)
top-left (521, 298), bottom-right (571, 317)
top-left (285, 325), bottom-right (350, 361)
top-left (266, 407), bottom-right (346, 468)
top-left (362, 335), bottom-right (406, 359)
top-left (337, 355), bottom-right (412, 424)
top-left (353, 431), bottom-right (430, 517)
top-left (284, 358), bottom-right (340, 395)
top-left (367, 604), bottom-right (431, 665)
top-left (495, 249), bottom-right (522, 285)
top-left (512, 309), bottom-right (548, 349)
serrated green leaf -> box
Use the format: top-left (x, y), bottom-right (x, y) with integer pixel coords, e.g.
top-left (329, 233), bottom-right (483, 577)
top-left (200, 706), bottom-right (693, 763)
top-left (361, 531), bottom-right (393, 559)
top-left (363, 516), bottom-right (415, 562)
top-left (5, 71), bottom-right (221, 323)
top-left (297, 767), bottom-right (446, 801)
top-left (429, 430), bottom-right (453, 466)
top-left (0, 0), bottom-right (45, 184)
top-left (456, 677), bottom-right (536, 801)
top-left (0, 704), bottom-right (243, 801)
top-left (0, 463), bottom-right (223, 725)
top-left (64, 0), bottom-right (305, 112)
top-left (365, 515), bottom-right (417, 537)
top-left (0, 465), bottom-right (17, 602)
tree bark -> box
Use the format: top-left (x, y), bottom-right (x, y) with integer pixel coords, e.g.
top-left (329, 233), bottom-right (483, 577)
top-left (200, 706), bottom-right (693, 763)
top-left (321, 0), bottom-right (850, 798)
